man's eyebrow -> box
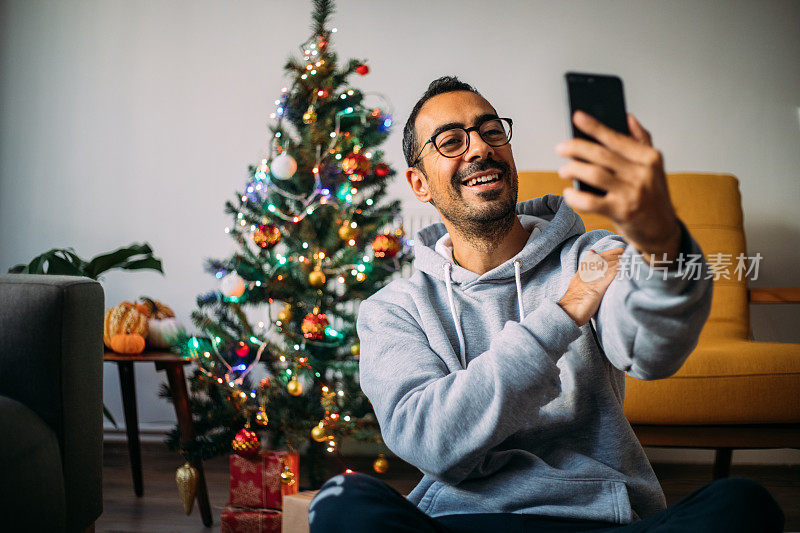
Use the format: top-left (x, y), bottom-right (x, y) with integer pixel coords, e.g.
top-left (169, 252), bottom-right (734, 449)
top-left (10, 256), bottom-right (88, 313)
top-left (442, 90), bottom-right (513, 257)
top-left (427, 113), bottom-right (500, 140)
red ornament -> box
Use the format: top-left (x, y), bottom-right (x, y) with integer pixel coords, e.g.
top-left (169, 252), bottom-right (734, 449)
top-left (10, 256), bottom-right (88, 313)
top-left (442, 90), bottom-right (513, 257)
top-left (302, 312), bottom-right (329, 340)
top-left (253, 224), bottom-right (281, 249)
top-left (374, 163), bottom-right (390, 178)
top-left (231, 427), bottom-right (260, 458)
top-left (372, 234), bottom-right (401, 259)
top-left (235, 340), bottom-right (250, 358)
top-left (342, 152), bottom-right (370, 181)
top-left (356, 64), bottom-right (369, 75)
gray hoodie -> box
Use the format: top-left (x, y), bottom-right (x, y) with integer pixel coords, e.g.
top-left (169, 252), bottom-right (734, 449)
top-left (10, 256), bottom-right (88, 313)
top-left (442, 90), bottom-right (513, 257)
top-left (357, 195), bottom-right (712, 524)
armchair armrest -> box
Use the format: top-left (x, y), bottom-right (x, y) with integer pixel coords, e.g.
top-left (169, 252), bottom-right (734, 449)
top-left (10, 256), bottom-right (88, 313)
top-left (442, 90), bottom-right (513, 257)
top-left (749, 287), bottom-right (800, 303)
top-left (0, 274), bottom-right (104, 532)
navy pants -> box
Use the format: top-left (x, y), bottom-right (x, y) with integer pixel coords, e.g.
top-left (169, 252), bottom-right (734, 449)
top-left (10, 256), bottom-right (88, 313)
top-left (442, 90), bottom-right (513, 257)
top-left (309, 473), bottom-right (784, 532)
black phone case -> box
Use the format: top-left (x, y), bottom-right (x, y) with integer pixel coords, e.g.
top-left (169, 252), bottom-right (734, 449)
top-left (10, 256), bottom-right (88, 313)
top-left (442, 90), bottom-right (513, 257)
top-left (564, 72), bottom-right (629, 196)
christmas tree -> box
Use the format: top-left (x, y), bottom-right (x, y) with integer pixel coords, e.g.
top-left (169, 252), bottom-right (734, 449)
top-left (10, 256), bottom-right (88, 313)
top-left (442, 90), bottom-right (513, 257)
top-left (162, 0), bottom-right (410, 486)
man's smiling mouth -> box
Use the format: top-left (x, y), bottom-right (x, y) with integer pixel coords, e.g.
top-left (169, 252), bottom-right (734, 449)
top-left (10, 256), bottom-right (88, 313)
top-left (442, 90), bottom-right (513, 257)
top-left (461, 171), bottom-right (503, 187)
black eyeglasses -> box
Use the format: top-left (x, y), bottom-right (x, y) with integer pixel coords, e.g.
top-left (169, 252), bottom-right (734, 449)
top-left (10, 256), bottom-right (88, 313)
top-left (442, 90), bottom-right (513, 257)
top-left (412, 117), bottom-right (513, 166)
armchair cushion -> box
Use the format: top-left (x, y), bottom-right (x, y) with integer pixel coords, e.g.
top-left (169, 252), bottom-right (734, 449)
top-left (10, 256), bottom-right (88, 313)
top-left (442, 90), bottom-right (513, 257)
top-left (624, 340), bottom-right (800, 424)
top-left (0, 395), bottom-right (66, 530)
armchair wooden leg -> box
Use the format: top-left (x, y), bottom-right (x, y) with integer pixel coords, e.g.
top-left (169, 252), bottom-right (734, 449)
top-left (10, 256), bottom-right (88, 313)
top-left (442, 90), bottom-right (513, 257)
top-left (713, 448), bottom-right (733, 479)
top-left (80, 522), bottom-right (96, 533)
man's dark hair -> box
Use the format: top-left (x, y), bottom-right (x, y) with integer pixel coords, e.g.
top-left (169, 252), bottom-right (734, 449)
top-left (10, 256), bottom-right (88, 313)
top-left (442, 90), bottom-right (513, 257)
top-left (402, 76), bottom-right (482, 169)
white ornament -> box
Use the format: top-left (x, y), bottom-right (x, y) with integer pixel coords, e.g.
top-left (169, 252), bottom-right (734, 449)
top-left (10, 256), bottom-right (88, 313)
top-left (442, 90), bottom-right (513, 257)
top-left (270, 153), bottom-right (297, 180)
top-left (221, 272), bottom-right (246, 298)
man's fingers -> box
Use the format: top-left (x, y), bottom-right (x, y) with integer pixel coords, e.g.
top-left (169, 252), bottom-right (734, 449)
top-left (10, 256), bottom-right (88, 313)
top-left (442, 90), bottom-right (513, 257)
top-left (562, 186), bottom-right (612, 215)
top-left (572, 111), bottom-right (654, 165)
top-left (556, 137), bottom-right (630, 172)
top-left (627, 114), bottom-right (652, 147)
top-left (599, 246), bottom-right (625, 261)
top-left (557, 160), bottom-right (622, 191)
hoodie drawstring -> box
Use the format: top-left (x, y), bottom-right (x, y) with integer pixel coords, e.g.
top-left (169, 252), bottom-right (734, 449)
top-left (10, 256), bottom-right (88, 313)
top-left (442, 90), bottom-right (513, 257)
top-left (443, 260), bottom-right (526, 368)
top-left (514, 259), bottom-right (525, 322)
top-left (443, 263), bottom-right (467, 368)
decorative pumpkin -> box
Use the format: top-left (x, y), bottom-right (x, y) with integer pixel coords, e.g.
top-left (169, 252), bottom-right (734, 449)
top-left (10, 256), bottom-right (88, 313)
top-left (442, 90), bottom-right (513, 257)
top-left (109, 333), bottom-right (146, 354)
top-left (136, 297), bottom-right (184, 349)
top-left (104, 302), bottom-right (148, 348)
top-left (135, 297), bottom-right (175, 319)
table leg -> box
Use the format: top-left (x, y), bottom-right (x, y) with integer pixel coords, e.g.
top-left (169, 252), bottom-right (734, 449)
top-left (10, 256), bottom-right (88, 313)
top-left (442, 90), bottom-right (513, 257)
top-left (157, 362), bottom-right (213, 527)
top-left (117, 360), bottom-right (144, 497)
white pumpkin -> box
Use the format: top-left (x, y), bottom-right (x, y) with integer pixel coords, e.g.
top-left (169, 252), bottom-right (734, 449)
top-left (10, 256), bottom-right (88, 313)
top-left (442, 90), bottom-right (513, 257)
top-left (135, 297), bottom-right (185, 349)
top-left (147, 317), bottom-right (185, 349)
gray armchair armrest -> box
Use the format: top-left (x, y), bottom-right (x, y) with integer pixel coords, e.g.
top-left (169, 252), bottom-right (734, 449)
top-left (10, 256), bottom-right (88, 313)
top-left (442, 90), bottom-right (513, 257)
top-left (0, 274), bottom-right (104, 532)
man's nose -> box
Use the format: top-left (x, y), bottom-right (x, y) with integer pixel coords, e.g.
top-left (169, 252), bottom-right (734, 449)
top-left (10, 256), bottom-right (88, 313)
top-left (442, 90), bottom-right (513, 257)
top-left (463, 130), bottom-right (494, 162)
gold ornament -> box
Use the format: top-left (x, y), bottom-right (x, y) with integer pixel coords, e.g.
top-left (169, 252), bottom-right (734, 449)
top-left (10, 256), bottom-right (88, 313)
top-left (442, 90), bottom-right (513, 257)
top-left (287, 376), bottom-right (303, 396)
top-left (255, 407), bottom-right (269, 426)
top-left (308, 267), bottom-right (326, 287)
top-left (279, 458), bottom-right (296, 486)
top-left (302, 105), bottom-right (317, 124)
top-left (338, 222), bottom-right (359, 241)
top-left (278, 304), bottom-right (292, 323)
top-left (373, 453), bottom-right (389, 474)
top-left (350, 343), bottom-right (360, 357)
top-left (175, 462), bottom-right (199, 515)
top-left (311, 423), bottom-right (328, 442)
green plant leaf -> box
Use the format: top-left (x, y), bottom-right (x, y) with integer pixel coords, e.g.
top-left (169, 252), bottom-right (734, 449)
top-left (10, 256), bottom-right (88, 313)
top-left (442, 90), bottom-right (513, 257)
top-left (84, 243), bottom-right (164, 279)
top-left (116, 256), bottom-right (164, 273)
top-left (103, 404), bottom-right (118, 428)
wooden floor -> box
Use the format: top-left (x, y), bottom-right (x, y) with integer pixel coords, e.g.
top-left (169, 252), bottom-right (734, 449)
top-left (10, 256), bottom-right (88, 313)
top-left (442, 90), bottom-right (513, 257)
top-left (97, 441), bottom-right (799, 532)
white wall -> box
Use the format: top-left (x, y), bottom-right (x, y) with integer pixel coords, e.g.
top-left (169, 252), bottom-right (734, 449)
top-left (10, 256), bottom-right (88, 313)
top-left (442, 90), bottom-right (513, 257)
top-left (1, 0), bottom-right (798, 464)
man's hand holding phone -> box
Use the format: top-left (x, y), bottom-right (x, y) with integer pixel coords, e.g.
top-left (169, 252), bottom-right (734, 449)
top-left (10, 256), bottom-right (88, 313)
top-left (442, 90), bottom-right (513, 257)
top-left (555, 111), bottom-right (682, 266)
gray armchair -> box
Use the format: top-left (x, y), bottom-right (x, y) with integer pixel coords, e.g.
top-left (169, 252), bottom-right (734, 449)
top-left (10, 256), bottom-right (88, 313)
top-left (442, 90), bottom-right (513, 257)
top-left (0, 274), bottom-right (104, 532)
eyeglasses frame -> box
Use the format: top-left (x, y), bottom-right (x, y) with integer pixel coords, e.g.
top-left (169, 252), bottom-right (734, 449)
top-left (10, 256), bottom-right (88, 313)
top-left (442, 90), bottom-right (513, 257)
top-left (412, 117), bottom-right (514, 167)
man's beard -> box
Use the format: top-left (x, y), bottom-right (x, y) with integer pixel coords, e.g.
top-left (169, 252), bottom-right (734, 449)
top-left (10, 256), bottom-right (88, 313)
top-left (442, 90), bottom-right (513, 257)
top-left (431, 158), bottom-right (519, 245)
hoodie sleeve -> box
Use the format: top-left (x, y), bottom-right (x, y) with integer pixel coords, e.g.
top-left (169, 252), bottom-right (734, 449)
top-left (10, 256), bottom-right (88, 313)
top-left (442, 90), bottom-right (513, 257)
top-left (590, 219), bottom-right (713, 380)
top-left (357, 296), bottom-right (581, 485)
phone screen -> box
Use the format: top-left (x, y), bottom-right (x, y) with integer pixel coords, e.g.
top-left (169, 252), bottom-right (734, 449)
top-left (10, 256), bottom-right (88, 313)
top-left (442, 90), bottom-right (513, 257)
top-left (564, 72), bottom-right (629, 196)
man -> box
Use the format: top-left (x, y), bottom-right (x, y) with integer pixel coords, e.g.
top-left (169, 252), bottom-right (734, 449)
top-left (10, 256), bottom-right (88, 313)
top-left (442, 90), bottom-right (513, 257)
top-left (309, 77), bottom-right (784, 532)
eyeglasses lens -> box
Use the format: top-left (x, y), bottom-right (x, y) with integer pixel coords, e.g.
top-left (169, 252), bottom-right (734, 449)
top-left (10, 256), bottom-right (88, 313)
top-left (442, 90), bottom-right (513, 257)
top-left (433, 119), bottom-right (511, 158)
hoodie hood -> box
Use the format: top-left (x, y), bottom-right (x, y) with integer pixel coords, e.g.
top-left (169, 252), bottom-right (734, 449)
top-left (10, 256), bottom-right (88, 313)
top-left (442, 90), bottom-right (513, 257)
top-left (413, 195), bottom-right (586, 286)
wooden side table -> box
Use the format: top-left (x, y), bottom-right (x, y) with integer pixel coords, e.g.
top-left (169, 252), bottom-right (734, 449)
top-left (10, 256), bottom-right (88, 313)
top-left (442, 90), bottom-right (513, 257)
top-left (104, 351), bottom-right (213, 527)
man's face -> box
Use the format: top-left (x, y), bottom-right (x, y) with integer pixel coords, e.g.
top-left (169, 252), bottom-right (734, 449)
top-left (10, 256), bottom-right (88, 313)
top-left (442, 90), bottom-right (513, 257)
top-left (406, 91), bottom-right (519, 234)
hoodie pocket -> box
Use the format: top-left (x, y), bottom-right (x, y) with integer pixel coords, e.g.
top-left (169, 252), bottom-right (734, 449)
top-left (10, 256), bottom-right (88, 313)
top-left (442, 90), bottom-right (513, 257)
top-left (533, 476), bottom-right (634, 524)
top-left (425, 476), bottom-right (634, 524)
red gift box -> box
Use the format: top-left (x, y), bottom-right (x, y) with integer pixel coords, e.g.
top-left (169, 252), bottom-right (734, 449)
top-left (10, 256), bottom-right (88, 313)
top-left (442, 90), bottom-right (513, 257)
top-left (229, 450), bottom-right (300, 509)
top-left (221, 506), bottom-right (281, 533)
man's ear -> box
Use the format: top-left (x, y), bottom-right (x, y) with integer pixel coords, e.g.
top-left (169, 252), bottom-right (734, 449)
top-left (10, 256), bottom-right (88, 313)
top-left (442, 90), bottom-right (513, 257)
top-left (406, 167), bottom-right (432, 203)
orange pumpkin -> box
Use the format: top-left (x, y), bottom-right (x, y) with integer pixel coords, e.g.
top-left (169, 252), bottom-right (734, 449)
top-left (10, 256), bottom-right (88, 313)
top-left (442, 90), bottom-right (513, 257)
top-left (109, 333), bottom-right (146, 354)
top-left (104, 302), bottom-right (148, 348)
top-left (135, 297), bottom-right (175, 319)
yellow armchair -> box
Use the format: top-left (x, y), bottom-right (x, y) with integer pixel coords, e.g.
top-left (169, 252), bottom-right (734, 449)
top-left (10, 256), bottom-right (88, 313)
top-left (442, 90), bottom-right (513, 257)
top-left (518, 171), bottom-right (800, 478)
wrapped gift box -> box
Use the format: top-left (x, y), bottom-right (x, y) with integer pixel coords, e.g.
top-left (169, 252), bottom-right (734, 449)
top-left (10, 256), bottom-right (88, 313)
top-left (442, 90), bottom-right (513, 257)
top-left (229, 450), bottom-right (300, 509)
top-left (221, 506), bottom-right (282, 533)
top-left (282, 490), bottom-right (318, 533)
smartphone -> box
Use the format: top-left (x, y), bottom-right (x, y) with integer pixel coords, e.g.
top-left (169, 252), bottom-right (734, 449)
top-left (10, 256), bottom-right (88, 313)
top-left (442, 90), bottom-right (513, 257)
top-left (564, 72), bottom-right (630, 196)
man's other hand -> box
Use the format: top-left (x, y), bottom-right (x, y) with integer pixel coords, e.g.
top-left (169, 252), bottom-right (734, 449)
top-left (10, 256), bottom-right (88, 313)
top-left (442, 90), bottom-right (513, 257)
top-left (558, 247), bottom-right (624, 326)
top-left (555, 112), bottom-right (682, 266)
